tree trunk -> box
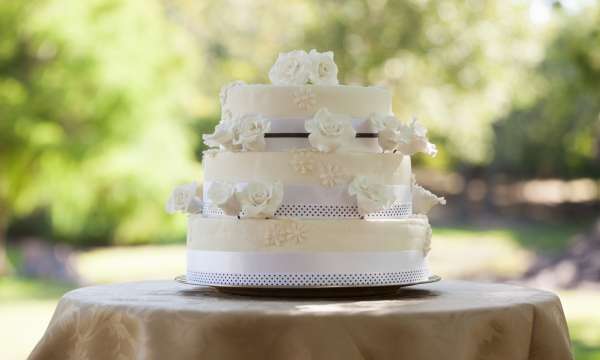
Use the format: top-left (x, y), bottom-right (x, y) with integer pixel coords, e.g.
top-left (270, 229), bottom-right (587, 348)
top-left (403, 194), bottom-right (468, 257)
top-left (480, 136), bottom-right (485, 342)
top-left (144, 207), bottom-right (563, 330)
top-left (0, 208), bottom-right (11, 276)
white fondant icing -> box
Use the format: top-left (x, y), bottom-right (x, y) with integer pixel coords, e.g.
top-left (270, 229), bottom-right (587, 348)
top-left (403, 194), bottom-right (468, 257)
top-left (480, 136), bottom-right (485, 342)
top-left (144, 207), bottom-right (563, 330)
top-left (225, 84), bottom-right (391, 119)
top-left (203, 151), bottom-right (412, 187)
top-left (187, 216), bottom-right (431, 252)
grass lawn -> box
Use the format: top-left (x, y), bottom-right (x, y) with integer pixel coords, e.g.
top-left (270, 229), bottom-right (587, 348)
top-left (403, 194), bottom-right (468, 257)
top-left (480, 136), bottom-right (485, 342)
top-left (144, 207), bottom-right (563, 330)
top-left (1, 223), bottom-right (598, 359)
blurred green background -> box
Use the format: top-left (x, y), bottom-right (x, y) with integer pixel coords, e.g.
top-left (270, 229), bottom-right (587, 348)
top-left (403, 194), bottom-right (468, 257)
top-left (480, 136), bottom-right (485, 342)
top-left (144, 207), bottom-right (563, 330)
top-left (1, 0), bottom-right (599, 359)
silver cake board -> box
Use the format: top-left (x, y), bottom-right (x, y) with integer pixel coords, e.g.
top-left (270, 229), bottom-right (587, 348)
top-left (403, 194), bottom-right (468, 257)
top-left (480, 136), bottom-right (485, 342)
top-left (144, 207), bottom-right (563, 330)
top-left (175, 275), bottom-right (441, 298)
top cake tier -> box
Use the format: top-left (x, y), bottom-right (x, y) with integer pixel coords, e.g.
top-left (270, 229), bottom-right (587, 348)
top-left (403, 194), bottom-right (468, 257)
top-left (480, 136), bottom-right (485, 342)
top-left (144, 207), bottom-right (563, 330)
top-left (221, 83), bottom-right (392, 152)
top-left (205, 49), bottom-right (437, 156)
top-left (225, 84), bottom-right (392, 119)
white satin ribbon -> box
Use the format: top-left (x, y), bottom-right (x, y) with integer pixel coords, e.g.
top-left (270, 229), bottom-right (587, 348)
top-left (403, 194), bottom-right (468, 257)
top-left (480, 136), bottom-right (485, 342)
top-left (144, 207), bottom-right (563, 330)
top-left (203, 182), bottom-right (411, 207)
top-left (187, 250), bottom-right (427, 274)
top-left (202, 182), bottom-right (412, 218)
top-left (268, 116), bottom-right (375, 133)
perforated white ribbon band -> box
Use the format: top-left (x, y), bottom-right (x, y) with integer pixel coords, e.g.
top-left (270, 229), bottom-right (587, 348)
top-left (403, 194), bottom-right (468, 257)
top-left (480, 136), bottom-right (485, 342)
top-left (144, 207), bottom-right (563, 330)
top-left (202, 182), bottom-right (412, 219)
top-left (186, 250), bottom-right (430, 286)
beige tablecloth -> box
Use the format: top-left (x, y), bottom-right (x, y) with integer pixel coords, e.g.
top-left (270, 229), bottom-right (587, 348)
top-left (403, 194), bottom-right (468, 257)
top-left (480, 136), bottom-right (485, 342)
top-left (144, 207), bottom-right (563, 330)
top-left (29, 280), bottom-right (572, 360)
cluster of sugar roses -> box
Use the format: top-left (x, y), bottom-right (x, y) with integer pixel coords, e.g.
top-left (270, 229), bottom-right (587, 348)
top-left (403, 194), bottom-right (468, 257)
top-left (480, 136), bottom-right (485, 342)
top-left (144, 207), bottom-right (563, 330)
top-left (306, 108), bottom-right (437, 155)
top-left (269, 49), bottom-right (338, 86)
top-left (167, 181), bottom-right (284, 219)
top-left (202, 114), bottom-right (270, 152)
top-left (166, 175), bottom-right (445, 218)
top-left (368, 113), bottom-right (437, 156)
top-left (203, 106), bottom-right (437, 156)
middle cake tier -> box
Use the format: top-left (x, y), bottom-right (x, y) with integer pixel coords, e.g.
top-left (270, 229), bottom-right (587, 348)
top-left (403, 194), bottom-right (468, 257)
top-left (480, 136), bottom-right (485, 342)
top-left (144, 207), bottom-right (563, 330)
top-left (202, 150), bottom-right (413, 219)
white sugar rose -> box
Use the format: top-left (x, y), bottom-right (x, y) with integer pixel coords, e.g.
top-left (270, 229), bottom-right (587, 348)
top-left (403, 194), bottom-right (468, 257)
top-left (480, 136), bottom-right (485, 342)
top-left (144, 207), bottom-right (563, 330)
top-left (305, 108), bottom-right (356, 152)
top-left (236, 181), bottom-right (283, 218)
top-left (412, 176), bottom-right (446, 215)
top-left (206, 181), bottom-right (240, 216)
top-left (308, 49), bottom-right (338, 85)
top-left (369, 113), bottom-right (403, 153)
top-left (396, 117), bottom-right (437, 157)
top-left (269, 50), bottom-right (312, 85)
top-left (233, 114), bottom-right (270, 152)
top-left (369, 114), bottom-right (437, 156)
top-left (348, 176), bottom-right (396, 215)
top-left (202, 118), bottom-right (240, 151)
top-left (166, 182), bottom-right (203, 214)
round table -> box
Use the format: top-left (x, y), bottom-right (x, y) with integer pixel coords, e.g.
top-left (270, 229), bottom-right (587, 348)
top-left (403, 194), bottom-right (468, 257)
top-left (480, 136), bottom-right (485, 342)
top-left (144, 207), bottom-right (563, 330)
top-left (30, 280), bottom-right (572, 360)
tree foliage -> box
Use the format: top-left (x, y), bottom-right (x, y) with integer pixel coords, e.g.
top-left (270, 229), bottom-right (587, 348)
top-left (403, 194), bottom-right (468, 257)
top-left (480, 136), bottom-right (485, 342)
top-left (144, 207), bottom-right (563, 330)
top-left (492, 5), bottom-right (600, 178)
top-left (0, 0), bottom-right (598, 249)
top-left (0, 0), bottom-right (199, 245)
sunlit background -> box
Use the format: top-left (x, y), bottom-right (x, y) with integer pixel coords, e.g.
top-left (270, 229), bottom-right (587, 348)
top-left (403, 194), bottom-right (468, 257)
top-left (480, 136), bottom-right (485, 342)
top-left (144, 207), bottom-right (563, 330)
top-left (1, 0), bottom-right (599, 359)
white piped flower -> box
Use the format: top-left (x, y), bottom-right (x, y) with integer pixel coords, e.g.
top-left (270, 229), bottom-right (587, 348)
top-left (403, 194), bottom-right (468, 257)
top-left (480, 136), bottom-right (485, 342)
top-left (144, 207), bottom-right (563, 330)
top-left (234, 114), bottom-right (271, 152)
top-left (268, 50), bottom-right (312, 85)
top-left (206, 181), bottom-right (240, 216)
top-left (348, 176), bottom-right (396, 215)
top-left (412, 176), bottom-right (446, 215)
top-left (236, 181), bottom-right (284, 218)
top-left (166, 182), bottom-right (203, 214)
top-left (293, 87), bottom-right (317, 110)
top-left (305, 108), bottom-right (356, 152)
top-left (319, 162), bottom-right (346, 187)
top-left (308, 49), bottom-right (339, 85)
top-left (290, 149), bottom-right (316, 174)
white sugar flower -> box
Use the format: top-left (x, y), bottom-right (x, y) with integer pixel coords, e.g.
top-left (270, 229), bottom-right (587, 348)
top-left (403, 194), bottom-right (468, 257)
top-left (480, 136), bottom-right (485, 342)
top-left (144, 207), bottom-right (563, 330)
top-left (233, 114), bottom-right (270, 152)
top-left (269, 50), bottom-right (312, 85)
top-left (319, 162), bottom-right (346, 187)
top-left (203, 114), bottom-right (270, 152)
top-left (308, 49), bottom-right (339, 85)
top-left (290, 149), bottom-right (316, 175)
top-left (219, 80), bottom-right (245, 107)
top-left (412, 176), bottom-right (446, 215)
top-left (293, 87), bottom-right (317, 110)
top-left (369, 113), bottom-right (403, 153)
top-left (348, 176), bottom-right (396, 215)
top-left (202, 117), bottom-right (240, 151)
top-left (396, 117), bottom-right (437, 157)
top-left (305, 108), bottom-right (356, 152)
top-left (369, 114), bottom-right (437, 156)
top-left (285, 221), bottom-right (307, 244)
top-left (166, 182), bottom-right (203, 214)
top-left (206, 181), bottom-right (240, 216)
top-left (236, 181), bottom-right (284, 218)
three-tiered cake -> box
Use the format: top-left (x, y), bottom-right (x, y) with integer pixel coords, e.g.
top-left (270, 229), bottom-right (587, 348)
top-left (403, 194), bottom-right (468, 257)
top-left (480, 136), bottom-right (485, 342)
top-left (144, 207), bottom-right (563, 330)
top-left (167, 50), bottom-right (445, 287)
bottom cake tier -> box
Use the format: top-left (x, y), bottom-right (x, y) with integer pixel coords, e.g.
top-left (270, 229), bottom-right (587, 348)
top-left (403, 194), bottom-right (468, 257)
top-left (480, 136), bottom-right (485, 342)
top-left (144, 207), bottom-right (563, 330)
top-left (186, 215), bottom-right (432, 287)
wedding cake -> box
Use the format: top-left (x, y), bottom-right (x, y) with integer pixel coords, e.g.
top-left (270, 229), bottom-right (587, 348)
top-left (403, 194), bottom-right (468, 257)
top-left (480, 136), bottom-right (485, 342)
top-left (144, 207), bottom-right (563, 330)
top-left (167, 50), bottom-right (445, 287)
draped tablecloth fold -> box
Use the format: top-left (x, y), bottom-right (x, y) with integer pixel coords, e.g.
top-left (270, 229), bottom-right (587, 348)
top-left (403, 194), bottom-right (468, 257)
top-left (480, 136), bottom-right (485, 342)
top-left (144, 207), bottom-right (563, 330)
top-left (29, 280), bottom-right (572, 360)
